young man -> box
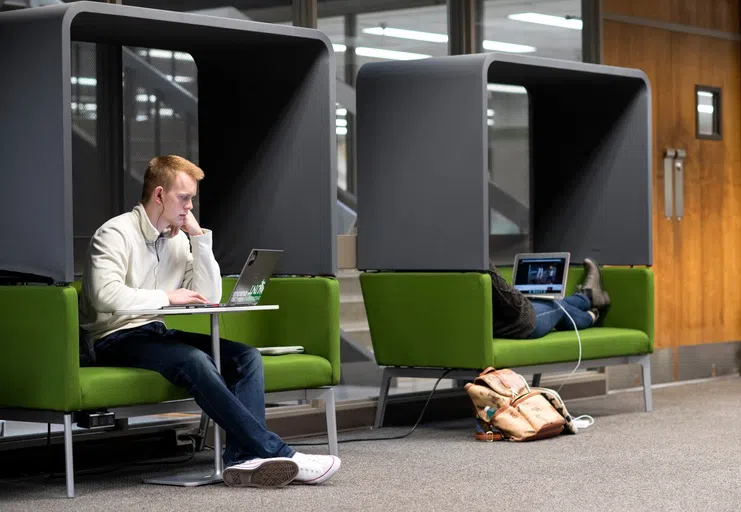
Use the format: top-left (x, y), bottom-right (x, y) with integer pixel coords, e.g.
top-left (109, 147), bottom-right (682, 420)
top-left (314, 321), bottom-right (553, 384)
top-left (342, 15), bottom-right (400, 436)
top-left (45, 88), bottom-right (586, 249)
top-left (79, 155), bottom-right (340, 488)
top-left (489, 258), bottom-right (611, 339)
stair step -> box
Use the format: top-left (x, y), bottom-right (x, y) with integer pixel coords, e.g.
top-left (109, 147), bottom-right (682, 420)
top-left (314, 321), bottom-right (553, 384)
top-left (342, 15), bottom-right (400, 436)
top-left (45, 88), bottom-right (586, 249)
top-left (340, 294), bottom-right (367, 324)
top-left (342, 321), bottom-right (373, 353)
top-left (337, 269), bottom-right (362, 296)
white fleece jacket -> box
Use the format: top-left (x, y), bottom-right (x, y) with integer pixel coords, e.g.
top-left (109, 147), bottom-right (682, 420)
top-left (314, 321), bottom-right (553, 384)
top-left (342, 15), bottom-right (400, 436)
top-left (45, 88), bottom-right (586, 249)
top-left (79, 204), bottom-right (222, 341)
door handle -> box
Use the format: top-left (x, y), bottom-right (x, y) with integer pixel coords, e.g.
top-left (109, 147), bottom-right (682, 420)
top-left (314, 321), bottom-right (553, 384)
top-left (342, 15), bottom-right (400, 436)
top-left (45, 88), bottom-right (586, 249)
top-left (663, 148), bottom-right (676, 219)
top-left (675, 149), bottom-right (686, 221)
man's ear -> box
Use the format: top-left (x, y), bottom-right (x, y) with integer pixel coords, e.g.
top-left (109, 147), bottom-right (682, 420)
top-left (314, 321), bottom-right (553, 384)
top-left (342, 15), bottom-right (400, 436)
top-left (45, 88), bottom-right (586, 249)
top-left (154, 186), bottom-right (164, 205)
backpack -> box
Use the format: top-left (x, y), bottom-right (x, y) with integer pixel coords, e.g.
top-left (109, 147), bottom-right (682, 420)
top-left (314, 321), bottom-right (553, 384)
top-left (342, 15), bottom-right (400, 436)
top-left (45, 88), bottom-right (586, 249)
top-left (465, 367), bottom-right (577, 442)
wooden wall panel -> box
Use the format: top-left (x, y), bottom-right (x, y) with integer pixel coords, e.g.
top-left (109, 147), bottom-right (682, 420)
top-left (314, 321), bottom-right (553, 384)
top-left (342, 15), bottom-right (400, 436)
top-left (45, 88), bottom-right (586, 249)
top-left (603, 20), bottom-right (677, 349)
top-left (603, 0), bottom-right (741, 34)
top-left (603, 12), bottom-right (741, 348)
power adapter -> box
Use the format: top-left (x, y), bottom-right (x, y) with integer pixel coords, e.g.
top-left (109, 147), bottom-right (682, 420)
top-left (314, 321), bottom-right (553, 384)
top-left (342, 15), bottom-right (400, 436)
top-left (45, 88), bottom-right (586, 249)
top-left (76, 410), bottom-right (115, 429)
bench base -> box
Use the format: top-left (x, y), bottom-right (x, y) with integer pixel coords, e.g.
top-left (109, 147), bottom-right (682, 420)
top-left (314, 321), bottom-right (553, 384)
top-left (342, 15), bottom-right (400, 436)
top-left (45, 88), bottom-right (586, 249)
top-left (0, 387), bottom-right (338, 498)
top-left (374, 354), bottom-right (653, 428)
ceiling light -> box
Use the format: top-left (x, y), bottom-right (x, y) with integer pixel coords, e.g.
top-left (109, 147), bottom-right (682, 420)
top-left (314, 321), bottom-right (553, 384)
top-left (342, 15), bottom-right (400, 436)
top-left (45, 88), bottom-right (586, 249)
top-left (71, 77), bottom-right (97, 86)
top-left (355, 47), bottom-right (430, 60)
top-left (363, 26), bottom-right (535, 53)
top-left (487, 84), bottom-right (528, 94)
top-left (698, 105), bottom-right (715, 114)
top-left (508, 13), bottom-right (583, 30)
top-left (363, 27), bottom-right (448, 43)
top-left (136, 94), bottom-right (157, 102)
top-left (697, 91), bottom-right (714, 98)
top-left (487, 109), bottom-right (495, 116)
top-left (336, 127), bottom-right (348, 136)
top-left (71, 102), bottom-right (97, 111)
top-left (336, 108), bottom-right (347, 116)
top-left (166, 75), bottom-right (194, 83)
top-left (482, 40), bottom-right (536, 53)
top-left (333, 43), bottom-right (347, 53)
top-left (336, 119), bottom-right (348, 127)
top-left (146, 49), bottom-right (194, 61)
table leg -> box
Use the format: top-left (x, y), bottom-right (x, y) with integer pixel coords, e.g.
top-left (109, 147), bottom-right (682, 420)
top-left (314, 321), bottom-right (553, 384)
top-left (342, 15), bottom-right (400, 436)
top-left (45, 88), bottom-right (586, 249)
top-left (142, 313), bottom-right (223, 487)
top-left (210, 313), bottom-right (224, 477)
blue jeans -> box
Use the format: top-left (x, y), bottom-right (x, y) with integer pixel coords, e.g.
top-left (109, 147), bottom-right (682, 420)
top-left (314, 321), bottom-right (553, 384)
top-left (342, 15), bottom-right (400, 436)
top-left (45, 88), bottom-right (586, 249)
top-left (94, 322), bottom-right (294, 466)
top-left (527, 293), bottom-right (594, 339)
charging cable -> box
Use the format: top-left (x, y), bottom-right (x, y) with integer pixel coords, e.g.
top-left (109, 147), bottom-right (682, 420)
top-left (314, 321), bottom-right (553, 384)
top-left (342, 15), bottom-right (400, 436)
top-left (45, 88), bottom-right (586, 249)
top-left (554, 300), bottom-right (582, 394)
top-left (291, 369), bottom-right (453, 447)
top-left (553, 300), bottom-right (594, 431)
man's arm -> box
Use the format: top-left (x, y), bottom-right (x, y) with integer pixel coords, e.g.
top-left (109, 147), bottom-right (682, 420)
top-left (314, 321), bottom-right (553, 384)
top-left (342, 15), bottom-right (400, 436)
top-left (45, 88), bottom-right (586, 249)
top-left (86, 226), bottom-right (170, 313)
top-left (181, 229), bottom-right (223, 304)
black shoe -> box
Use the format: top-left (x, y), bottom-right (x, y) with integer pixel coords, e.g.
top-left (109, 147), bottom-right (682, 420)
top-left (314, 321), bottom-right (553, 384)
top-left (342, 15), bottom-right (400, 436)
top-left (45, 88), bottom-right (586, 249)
top-left (576, 257), bottom-right (611, 311)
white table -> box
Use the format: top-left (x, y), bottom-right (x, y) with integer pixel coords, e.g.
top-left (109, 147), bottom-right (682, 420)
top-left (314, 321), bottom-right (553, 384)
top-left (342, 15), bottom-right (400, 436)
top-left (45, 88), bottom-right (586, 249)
top-left (113, 304), bottom-right (279, 487)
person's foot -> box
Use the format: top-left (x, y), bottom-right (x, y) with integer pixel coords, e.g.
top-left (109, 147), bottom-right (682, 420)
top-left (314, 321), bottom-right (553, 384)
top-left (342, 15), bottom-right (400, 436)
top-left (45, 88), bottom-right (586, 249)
top-left (222, 457), bottom-right (299, 488)
top-left (587, 308), bottom-right (600, 325)
top-left (576, 257), bottom-right (611, 311)
top-left (291, 452), bottom-right (341, 484)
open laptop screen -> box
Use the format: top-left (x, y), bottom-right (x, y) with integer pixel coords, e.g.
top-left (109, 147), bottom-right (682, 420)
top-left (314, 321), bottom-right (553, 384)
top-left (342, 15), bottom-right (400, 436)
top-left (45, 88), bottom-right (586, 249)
top-left (512, 253), bottom-right (569, 298)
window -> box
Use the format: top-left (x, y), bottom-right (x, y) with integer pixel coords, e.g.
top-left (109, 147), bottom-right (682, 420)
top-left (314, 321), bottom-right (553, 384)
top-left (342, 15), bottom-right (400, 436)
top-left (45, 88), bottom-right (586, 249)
top-left (696, 86), bottom-right (721, 140)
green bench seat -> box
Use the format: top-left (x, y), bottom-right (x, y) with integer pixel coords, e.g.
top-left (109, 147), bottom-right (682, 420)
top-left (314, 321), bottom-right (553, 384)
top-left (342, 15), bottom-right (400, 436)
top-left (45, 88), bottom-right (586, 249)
top-left (0, 276), bottom-right (340, 497)
top-left (360, 267), bottom-right (654, 427)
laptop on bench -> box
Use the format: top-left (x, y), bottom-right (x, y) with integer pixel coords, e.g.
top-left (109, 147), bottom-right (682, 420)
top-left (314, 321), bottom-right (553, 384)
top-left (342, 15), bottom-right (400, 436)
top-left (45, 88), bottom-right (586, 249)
top-left (511, 252), bottom-right (570, 301)
top-left (162, 248), bottom-right (282, 309)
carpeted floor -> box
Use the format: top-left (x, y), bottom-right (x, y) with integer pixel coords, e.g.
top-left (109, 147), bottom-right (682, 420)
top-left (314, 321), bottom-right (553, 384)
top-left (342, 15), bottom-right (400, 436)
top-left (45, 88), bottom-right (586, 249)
top-left (2, 377), bottom-right (741, 512)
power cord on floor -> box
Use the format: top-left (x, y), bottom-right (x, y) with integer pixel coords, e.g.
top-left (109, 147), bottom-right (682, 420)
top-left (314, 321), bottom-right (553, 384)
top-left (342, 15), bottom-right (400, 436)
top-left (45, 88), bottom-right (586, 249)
top-left (45, 436), bottom-right (197, 480)
top-left (291, 369), bottom-right (454, 446)
top-left (554, 301), bottom-right (594, 431)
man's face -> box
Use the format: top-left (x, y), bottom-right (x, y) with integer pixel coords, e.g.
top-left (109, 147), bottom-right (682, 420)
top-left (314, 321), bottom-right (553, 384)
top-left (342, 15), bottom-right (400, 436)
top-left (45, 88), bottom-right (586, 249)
top-left (159, 171), bottom-right (197, 228)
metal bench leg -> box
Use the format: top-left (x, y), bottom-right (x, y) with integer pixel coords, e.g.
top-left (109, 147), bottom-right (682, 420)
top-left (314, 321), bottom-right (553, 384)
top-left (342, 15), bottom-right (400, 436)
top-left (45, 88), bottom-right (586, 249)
top-left (321, 388), bottom-right (339, 456)
top-left (196, 411), bottom-right (210, 452)
top-left (374, 368), bottom-right (393, 429)
top-left (64, 413), bottom-right (75, 498)
top-left (640, 355), bottom-right (653, 412)
top-left (531, 373), bottom-right (542, 387)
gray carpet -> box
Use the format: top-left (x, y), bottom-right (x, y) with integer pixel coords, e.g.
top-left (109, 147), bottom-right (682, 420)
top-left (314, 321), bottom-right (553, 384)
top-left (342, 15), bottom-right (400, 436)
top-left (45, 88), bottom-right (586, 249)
top-left (2, 377), bottom-right (741, 512)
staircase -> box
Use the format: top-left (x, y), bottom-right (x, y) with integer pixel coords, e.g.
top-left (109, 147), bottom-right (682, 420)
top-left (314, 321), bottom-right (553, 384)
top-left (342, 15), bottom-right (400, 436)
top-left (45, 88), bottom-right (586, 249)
top-left (337, 269), bottom-right (384, 387)
top-left (338, 269), bottom-right (371, 352)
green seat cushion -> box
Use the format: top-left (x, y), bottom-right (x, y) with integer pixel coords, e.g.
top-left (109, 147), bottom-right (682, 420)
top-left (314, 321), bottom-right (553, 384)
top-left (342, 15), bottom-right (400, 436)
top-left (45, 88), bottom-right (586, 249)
top-left (80, 367), bottom-right (188, 409)
top-left (263, 354), bottom-right (333, 392)
top-left (491, 327), bottom-right (651, 368)
top-left (79, 354), bottom-right (333, 409)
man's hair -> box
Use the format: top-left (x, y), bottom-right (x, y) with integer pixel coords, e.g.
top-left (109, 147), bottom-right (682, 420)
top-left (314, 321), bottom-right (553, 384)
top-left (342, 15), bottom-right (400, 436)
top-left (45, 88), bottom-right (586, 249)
top-left (141, 155), bottom-right (205, 204)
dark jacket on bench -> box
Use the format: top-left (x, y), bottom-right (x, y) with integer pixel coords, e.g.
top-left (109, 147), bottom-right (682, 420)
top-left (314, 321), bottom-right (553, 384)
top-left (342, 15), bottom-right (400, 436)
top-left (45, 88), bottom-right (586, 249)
top-left (488, 263), bottom-right (536, 339)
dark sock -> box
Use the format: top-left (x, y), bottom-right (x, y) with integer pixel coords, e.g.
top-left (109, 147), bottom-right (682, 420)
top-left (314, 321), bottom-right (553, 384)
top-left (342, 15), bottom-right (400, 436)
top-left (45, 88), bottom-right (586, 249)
top-left (589, 308), bottom-right (600, 325)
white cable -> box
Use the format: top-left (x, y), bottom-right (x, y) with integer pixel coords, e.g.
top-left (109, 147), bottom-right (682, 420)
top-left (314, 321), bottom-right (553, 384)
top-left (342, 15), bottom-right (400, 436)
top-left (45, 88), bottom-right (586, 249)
top-left (572, 415), bottom-right (595, 430)
top-left (554, 300), bottom-right (582, 394)
top-left (553, 300), bottom-right (595, 430)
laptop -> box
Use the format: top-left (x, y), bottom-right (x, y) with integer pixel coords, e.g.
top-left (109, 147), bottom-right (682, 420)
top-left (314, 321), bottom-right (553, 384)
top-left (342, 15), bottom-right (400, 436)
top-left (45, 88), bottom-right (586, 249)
top-left (162, 248), bottom-right (282, 309)
top-left (512, 252), bottom-right (570, 300)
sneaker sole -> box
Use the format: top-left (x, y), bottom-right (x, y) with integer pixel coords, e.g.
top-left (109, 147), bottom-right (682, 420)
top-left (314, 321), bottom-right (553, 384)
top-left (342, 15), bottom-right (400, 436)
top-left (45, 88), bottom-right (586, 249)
top-left (223, 460), bottom-right (299, 488)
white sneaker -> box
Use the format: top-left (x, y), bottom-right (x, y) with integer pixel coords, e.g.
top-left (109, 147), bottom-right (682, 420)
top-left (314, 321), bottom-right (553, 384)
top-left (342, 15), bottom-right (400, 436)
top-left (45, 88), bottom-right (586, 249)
top-left (291, 452), bottom-right (341, 484)
top-left (222, 457), bottom-right (299, 488)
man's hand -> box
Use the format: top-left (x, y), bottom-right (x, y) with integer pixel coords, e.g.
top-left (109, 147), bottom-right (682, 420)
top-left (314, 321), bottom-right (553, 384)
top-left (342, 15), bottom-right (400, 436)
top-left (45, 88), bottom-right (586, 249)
top-left (180, 211), bottom-right (204, 237)
top-left (167, 288), bottom-right (209, 305)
